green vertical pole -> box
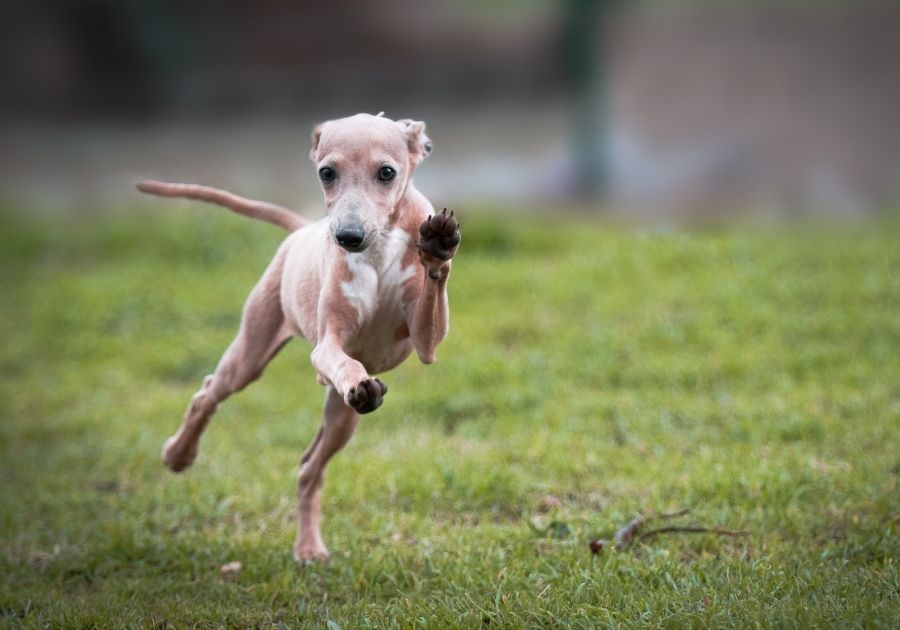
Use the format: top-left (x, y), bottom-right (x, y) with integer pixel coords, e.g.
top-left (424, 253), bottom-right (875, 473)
top-left (564, 0), bottom-right (617, 200)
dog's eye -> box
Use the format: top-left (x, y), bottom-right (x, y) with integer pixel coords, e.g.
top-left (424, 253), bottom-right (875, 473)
top-left (319, 166), bottom-right (336, 183)
top-left (377, 166), bottom-right (396, 182)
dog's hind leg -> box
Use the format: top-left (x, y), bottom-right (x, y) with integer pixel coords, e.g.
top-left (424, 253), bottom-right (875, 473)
top-left (162, 252), bottom-right (291, 472)
top-left (294, 385), bottom-right (359, 563)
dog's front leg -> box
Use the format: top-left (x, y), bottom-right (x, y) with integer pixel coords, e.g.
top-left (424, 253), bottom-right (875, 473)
top-left (310, 337), bottom-right (387, 413)
top-left (310, 293), bottom-right (387, 414)
top-left (404, 266), bottom-right (450, 364)
top-left (405, 209), bottom-right (461, 363)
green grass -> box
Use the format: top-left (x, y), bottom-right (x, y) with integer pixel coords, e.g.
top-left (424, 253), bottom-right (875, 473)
top-left (1, 207), bottom-right (898, 628)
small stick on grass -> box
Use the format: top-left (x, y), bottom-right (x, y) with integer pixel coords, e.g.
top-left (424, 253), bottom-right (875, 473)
top-left (589, 507), bottom-right (748, 554)
top-left (613, 514), bottom-right (647, 551)
top-left (612, 508), bottom-right (691, 550)
top-left (638, 526), bottom-right (749, 541)
top-left (657, 508), bottom-right (692, 520)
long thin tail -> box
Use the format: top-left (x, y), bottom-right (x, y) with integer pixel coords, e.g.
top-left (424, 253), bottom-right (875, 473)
top-left (136, 180), bottom-right (310, 232)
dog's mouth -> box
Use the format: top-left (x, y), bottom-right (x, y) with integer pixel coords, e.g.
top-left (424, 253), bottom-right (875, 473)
top-left (337, 241), bottom-right (369, 253)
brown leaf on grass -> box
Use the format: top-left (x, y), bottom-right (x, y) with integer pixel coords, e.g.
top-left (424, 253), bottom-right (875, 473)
top-left (538, 494), bottom-right (564, 512)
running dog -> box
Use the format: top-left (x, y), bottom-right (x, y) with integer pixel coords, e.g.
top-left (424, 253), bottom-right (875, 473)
top-left (137, 112), bottom-right (460, 563)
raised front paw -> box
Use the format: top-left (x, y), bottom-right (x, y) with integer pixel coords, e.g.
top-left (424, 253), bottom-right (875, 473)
top-left (418, 208), bottom-right (460, 265)
top-left (346, 378), bottom-right (387, 414)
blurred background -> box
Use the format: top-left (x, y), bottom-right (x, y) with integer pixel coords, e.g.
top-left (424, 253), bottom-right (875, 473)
top-left (1, 0), bottom-right (899, 219)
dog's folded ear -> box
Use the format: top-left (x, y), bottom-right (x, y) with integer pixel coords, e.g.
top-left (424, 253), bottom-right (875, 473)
top-left (310, 123), bottom-right (325, 161)
top-left (397, 119), bottom-right (432, 165)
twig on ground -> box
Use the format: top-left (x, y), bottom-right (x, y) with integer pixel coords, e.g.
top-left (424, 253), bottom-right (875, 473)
top-left (657, 508), bottom-right (693, 520)
top-left (638, 526), bottom-right (749, 541)
top-left (613, 514), bottom-right (647, 550)
top-left (588, 507), bottom-right (748, 554)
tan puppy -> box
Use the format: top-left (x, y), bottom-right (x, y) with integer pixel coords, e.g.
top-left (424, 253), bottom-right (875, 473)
top-left (138, 113), bottom-right (460, 563)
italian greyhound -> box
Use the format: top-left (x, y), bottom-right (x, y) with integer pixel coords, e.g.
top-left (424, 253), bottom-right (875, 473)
top-left (137, 113), bottom-right (460, 563)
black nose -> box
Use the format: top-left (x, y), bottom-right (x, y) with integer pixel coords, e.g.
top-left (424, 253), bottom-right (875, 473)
top-left (335, 226), bottom-right (366, 250)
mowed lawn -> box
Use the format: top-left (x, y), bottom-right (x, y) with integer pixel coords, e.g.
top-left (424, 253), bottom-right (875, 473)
top-left (1, 207), bottom-right (898, 628)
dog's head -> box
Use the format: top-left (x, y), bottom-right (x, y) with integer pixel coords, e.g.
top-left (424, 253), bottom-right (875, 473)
top-left (309, 113), bottom-right (431, 253)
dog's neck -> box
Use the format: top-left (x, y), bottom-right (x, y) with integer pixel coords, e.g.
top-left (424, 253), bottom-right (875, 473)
top-left (391, 182), bottom-right (430, 231)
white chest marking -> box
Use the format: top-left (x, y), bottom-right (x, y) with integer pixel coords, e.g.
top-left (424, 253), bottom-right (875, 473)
top-left (341, 228), bottom-right (416, 325)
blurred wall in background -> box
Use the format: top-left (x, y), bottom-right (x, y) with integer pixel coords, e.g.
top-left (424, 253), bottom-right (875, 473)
top-left (1, 1), bottom-right (897, 218)
top-left (609, 4), bottom-right (900, 219)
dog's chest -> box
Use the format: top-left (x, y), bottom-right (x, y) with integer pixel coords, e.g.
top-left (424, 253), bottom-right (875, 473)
top-left (340, 228), bottom-right (416, 328)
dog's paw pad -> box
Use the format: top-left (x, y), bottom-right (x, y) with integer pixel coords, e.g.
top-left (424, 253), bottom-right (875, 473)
top-left (418, 208), bottom-right (460, 261)
top-left (347, 378), bottom-right (387, 414)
